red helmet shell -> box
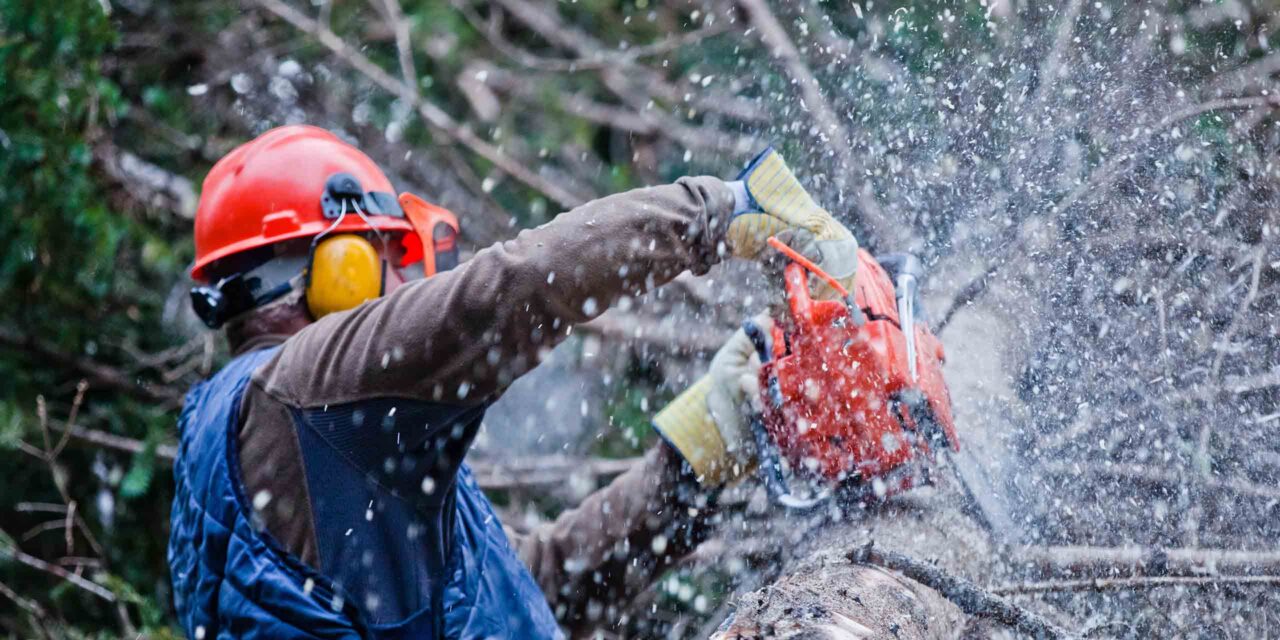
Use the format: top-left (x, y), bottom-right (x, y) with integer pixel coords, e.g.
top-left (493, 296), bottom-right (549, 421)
top-left (191, 125), bottom-right (415, 282)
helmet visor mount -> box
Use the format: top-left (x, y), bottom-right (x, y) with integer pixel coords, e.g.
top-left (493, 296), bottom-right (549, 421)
top-left (321, 172), bottom-right (405, 220)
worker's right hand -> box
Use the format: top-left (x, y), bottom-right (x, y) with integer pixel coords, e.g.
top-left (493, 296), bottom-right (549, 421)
top-left (652, 318), bottom-right (772, 487)
top-left (723, 148), bottom-right (859, 300)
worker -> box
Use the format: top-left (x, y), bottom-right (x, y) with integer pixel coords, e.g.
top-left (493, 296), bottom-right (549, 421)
top-left (167, 124), bottom-right (857, 639)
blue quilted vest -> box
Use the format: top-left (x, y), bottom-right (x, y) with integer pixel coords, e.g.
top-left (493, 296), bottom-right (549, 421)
top-left (168, 347), bottom-right (561, 639)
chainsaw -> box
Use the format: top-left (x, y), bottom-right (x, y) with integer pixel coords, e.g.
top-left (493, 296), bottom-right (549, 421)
top-left (744, 237), bottom-right (959, 509)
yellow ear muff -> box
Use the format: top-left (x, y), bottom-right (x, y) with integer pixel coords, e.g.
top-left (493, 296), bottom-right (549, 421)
top-left (306, 234), bottom-right (384, 319)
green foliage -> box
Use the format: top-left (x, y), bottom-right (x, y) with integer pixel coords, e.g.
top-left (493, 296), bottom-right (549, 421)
top-left (0, 2), bottom-right (188, 637)
top-left (0, 0), bottom-right (118, 319)
top-left (0, 0), bottom-right (1274, 636)
top-left (119, 441), bottom-right (157, 499)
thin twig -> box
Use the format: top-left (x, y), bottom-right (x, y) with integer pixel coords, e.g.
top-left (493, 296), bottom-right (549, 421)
top-left (373, 0), bottom-right (418, 97)
top-left (470, 62), bottom-right (756, 154)
top-left (45, 419), bottom-right (652, 493)
top-left (20, 519), bottom-right (70, 543)
top-left (50, 380), bottom-right (88, 460)
top-left (457, 0), bottom-right (730, 72)
top-left (735, 0), bottom-right (850, 173)
top-left (0, 534), bottom-right (117, 603)
top-left (1208, 246), bottom-right (1266, 380)
top-left (14, 503), bottom-right (69, 515)
top-left (50, 419), bottom-right (178, 461)
top-left (0, 579), bottom-right (47, 619)
top-left (1192, 245), bottom-right (1268, 535)
top-left (64, 501), bottom-right (76, 558)
top-left (469, 455), bottom-right (640, 491)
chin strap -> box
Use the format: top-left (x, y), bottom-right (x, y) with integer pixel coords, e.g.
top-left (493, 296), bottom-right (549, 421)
top-left (190, 256), bottom-right (309, 329)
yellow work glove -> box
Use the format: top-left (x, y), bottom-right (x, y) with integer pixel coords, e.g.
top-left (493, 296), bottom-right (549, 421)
top-left (652, 319), bottom-right (771, 487)
top-left (725, 147), bottom-right (859, 301)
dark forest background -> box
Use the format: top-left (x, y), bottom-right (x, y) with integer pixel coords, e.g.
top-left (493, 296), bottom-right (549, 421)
top-left (3, 0), bottom-right (1280, 637)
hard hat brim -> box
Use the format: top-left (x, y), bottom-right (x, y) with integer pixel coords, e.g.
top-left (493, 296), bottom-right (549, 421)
top-left (190, 214), bottom-right (415, 282)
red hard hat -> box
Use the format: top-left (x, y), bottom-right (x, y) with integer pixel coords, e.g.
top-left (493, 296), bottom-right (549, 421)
top-left (191, 125), bottom-right (418, 282)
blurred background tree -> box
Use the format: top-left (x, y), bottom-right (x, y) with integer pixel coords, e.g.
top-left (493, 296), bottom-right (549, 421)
top-left (2, 0), bottom-right (1279, 637)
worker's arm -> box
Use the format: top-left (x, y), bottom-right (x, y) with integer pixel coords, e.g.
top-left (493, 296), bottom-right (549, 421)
top-left (504, 441), bottom-right (718, 636)
top-left (253, 177), bottom-right (735, 408)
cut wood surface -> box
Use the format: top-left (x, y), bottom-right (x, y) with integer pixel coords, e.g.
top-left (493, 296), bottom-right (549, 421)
top-left (709, 484), bottom-right (1015, 639)
top-left (851, 544), bottom-right (1073, 639)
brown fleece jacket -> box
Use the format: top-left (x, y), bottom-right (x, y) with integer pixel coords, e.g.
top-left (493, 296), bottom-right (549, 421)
top-left (235, 177), bottom-right (734, 635)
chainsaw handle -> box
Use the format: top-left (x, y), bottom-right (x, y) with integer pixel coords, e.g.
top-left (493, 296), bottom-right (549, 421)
top-left (749, 414), bottom-right (829, 511)
top-left (783, 263), bottom-right (813, 324)
top-left (778, 249), bottom-right (864, 329)
top-left (743, 318), bottom-right (830, 512)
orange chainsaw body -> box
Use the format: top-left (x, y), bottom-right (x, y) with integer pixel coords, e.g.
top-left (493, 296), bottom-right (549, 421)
top-left (760, 250), bottom-right (958, 497)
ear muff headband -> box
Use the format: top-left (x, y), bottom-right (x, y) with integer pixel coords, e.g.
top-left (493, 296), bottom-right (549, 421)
top-left (306, 234), bottom-right (385, 319)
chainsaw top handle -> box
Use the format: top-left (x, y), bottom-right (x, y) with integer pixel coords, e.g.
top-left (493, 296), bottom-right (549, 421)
top-left (766, 236), bottom-right (865, 328)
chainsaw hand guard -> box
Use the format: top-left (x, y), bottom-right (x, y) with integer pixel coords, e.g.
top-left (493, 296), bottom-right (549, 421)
top-left (743, 320), bottom-right (830, 511)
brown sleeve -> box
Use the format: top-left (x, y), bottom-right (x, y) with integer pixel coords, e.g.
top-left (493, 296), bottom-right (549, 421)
top-left (253, 176), bottom-right (735, 408)
top-left (505, 443), bottom-right (718, 637)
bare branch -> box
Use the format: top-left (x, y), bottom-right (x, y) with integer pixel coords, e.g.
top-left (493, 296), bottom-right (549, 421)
top-left (469, 62), bottom-right (756, 154)
top-left (849, 543), bottom-right (1073, 639)
top-left (50, 419), bottom-right (178, 461)
top-left (14, 503), bottom-right (70, 515)
top-left (0, 579), bottom-right (47, 620)
top-left (478, 0), bottom-right (768, 125)
top-left (50, 380), bottom-right (88, 460)
top-left (50, 419), bottom-right (654, 495)
top-left (995, 574), bottom-right (1280, 595)
top-left (1052, 96), bottom-right (1280, 221)
top-left (579, 310), bottom-right (728, 354)
top-left (251, 0), bottom-right (592, 209)
top-left (372, 0), bottom-right (418, 98)
top-left (457, 0), bottom-right (731, 73)
top-left (1014, 545), bottom-right (1280, 578)
top-left (1038, 461), bottom-right (1280, 501)
top-left (735, 0), bottom-right (897, 248)
top-left (0, 326), bottom-right (182, 404)
top-left (93, 140), bottom-right (198, 220)
top-left (736, 0), bottom-right (849, 164)
top-left (1209, 51), bottom-right (1280, 96)
top-left (0, 533), bottom-right (118, 603)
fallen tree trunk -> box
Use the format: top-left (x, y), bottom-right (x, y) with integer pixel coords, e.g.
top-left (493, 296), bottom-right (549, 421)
top-left (850, 544), bottom-right (1073, 639)
top-left (705, 483), bottom-right (1032, 639)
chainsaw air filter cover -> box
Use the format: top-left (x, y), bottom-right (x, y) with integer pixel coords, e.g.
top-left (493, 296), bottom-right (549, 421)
top-left (760, 250), bottom-right (958, 497)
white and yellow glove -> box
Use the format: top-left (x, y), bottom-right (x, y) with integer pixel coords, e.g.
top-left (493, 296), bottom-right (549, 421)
top-left (724, 147), bottom-right (859, 300)
top-left (652, 318), bottom-right (771, 487)
top-left (656, 149), bottom-right (861, 487)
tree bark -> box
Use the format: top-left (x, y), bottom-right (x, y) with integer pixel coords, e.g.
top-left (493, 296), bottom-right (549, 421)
top-left (708, 481), bottom-right (1018, 639)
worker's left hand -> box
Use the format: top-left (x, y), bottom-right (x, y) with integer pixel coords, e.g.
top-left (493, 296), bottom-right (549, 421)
top-left (652, 317), bottom-right (772, 487)
top-left (724, 147), bottom-right (859, 301)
